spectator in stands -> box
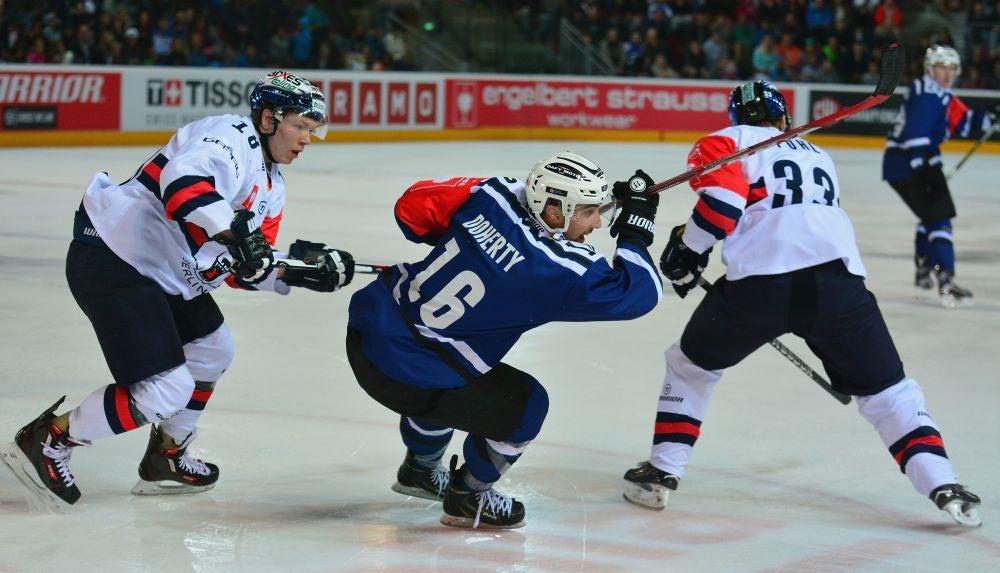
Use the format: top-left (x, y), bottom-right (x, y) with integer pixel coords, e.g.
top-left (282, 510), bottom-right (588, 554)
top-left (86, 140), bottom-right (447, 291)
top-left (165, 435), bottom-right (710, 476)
top-left (752, 34), bottom-right (780, 79)
top-left (874, 0), bottom-right (903, 41)
top-left (599, 27), bottom-right (626, 75)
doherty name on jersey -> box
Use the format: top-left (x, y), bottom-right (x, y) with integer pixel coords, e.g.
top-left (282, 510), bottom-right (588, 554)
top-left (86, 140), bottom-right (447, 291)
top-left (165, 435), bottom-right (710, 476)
top-left (461, 214), bottom-right (526, 272)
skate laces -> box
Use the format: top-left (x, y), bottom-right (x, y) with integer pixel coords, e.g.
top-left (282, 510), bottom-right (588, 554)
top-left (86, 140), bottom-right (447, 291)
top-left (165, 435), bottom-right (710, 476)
top-left (430, 465), bottom-right (449, 497)
top-left (176, 449), bottom-right (211, 476)
top-left (473, 488), bottom-right (514, 528)
top-left (41, 440), bottom-right (80, 486)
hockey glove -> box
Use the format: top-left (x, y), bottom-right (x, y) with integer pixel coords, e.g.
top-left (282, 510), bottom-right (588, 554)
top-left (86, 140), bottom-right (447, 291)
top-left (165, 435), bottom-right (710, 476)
top-left (219, 209), bottom-right (275, 284)
top-left (660, 224), bottom-right (711, 299)
top-left (280, 239), bottom-right (355, 292)
top-left (609, 169), bottom-right (658, 247)
top-left (988, 100), bottom-right (1000, 124)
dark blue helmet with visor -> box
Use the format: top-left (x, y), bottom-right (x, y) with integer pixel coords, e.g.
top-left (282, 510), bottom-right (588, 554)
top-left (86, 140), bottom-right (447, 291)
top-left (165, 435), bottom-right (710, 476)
top-left (249, 70), bottom-right (329, 140)
top-left (728, 80), bottom-right (790, 129)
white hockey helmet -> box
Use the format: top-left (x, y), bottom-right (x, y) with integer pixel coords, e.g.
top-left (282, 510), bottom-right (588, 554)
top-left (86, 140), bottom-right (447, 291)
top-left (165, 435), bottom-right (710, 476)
top-left (524, 152), bottom-right (611, 234)
top-left (924, 45), bottom-right (961, 76)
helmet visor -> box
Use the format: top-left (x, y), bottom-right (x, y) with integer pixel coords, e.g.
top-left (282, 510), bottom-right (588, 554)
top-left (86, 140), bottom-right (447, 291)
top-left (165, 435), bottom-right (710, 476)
top-left (571, 199), bottom-right (619, 229)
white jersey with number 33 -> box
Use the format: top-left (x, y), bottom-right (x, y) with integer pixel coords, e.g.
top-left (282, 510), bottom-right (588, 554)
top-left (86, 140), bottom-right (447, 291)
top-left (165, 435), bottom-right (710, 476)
top-left (682, 124), bottom-right (867, 280)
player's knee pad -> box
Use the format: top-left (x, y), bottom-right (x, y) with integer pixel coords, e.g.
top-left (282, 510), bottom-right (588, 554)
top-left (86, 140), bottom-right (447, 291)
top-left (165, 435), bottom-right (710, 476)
top-left (506, 378), bottom-right (548, 443)
top-left (666, 342), bottom-right (723, 389)
top-left (183, 324), bottom-right (234, 382)
top-left (129, 364), bottom-right (197, 424)
top-left (856, 377), bottom-right (939, 438)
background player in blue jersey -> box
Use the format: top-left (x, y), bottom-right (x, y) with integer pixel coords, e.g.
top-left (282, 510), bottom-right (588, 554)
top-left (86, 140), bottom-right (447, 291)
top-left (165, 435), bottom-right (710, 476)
top-left (622, 81), bottom-right (981, 528)
top-left (2, 71), bottom-right (353, 509)
top-left (882, 45), bottom-right (998, 307)
top-left (346, 152), bottom-right (663, 528)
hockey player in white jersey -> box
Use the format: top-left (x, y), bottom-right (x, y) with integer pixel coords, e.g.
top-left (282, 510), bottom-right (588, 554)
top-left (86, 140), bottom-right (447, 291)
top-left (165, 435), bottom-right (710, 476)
top-left (622, 81), bottom-right (981, 527)
top-left (347, 152), bottom-right (663, 528)
top-left (1, 70), bottom-right (354, 508)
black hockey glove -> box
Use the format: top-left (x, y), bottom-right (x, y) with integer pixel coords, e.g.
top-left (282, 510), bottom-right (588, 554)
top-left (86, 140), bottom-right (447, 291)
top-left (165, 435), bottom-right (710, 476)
top-left (987, 100), bottom-right (1000, 124)
top-left (219, 209), bottom-right (275, 284)
top-left (660, 224), bottom-right (711, 299)
top-left (609, 169), bottom-right (659, 247)
top-left (280, 239), bottom-right (355, 292)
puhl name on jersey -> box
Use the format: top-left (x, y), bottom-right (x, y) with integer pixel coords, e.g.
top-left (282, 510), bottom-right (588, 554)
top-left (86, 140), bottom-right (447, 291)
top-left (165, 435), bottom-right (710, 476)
top-left (461, 213), bottom-right (526, 272)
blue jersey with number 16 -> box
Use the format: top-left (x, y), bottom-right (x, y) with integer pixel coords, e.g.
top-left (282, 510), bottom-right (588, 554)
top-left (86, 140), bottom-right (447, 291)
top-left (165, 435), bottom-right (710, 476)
top-left (347, 175), bottom-right (662, 389)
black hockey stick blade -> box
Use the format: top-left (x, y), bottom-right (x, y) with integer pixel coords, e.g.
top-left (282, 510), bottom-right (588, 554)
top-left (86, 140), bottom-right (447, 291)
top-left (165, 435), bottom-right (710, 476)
top-left (696, 278), bottom-right (851, 405)
top-left (648, 43), bottom-right (904, 196)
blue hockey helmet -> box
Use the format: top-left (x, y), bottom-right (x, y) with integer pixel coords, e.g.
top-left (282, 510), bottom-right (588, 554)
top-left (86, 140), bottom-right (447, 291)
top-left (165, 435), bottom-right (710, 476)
top-left (249, 70), bottom-right (329, 139)
top-left (728, 80), bottom-right (790, 129)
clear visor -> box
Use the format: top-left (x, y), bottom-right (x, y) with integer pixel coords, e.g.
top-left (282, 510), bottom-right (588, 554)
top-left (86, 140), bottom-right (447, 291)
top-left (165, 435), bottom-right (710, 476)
top-left (278, 107), bottom-right (329, 140)
top-left (571, 199), bottom-right (619, 228)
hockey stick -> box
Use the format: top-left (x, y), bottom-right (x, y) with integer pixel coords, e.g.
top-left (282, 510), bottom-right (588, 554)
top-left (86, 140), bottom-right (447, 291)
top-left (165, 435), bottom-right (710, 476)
top-left (276, 258), bottom-right (388, 275)
top-left (647, 44), bottom-right (904, 195)
top-left (696, 277), bottom-right (852, 405)
top-left (946, 121), bottom-right (1000, 180)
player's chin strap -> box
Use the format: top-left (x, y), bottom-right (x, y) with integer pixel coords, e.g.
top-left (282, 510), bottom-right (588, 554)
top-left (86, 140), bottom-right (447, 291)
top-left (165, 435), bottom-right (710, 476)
top-left (696, 276), bottom-right (852, 406)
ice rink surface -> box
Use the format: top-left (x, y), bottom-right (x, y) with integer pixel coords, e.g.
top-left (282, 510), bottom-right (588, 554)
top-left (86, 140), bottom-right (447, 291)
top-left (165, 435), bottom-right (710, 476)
top-left (0, 138), bottom-right (998, 573)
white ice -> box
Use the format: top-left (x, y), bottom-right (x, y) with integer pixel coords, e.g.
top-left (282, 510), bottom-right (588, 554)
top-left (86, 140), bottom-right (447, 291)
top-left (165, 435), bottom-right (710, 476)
top-left (0, 139), bottom-right (997, 572)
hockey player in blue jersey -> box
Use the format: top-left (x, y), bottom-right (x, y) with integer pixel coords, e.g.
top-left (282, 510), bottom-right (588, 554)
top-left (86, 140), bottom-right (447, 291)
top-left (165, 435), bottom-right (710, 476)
top-left (882, 44), bottom-right (998, 307)
top-left (346, 152), bottom-right (663, 528)
top-left (1, 71), bottom-right (354, 509)
top-left (622, 80), bottom-right (981, 528)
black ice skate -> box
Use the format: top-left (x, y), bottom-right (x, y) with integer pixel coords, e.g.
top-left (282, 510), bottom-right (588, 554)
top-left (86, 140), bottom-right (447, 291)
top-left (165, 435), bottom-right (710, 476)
top-left (391, 452), bottom-right (450, 501)
top-left (131, 425), bottom-right (219, 495)
top-left (935, 270), bottom-right (973, 309)
top-left (0, 396), bottom-right (89, 509)
top-left (622, 461), bottom-right (679, 510)
top-left (914, 256), bottom-right (933, 291)
top-left (440, 455), bottom-right (525, 529)
top-left (931, 484), bottom-right (982, 527)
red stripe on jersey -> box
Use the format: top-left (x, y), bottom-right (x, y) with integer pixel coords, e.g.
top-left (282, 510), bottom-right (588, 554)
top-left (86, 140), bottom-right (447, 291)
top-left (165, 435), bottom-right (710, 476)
top-left (241, 184), bottom-right (259, 211)
top-left (165, 180), bottom-right (217, 221)
top-left (143, 159), bottom-right (163, 183)
top-left (946, 96), bottom-right (970, 133)
top-left (191, 388), bottom-right (214, 403)
top-left (687, 135), bottom-right (750, 198)
top-left (694, 198), bottom-right (738, 235)
top-left (654, 421), bottom-right (701, 439)
top-left (395, 177), bottom-right (486, 238)
top-left (184, 221), bottom-right (210, 247)
top-left (114, 386), bottom-right (139, 431)
top-left (892, 435), bottom-right (945, 465)
top-left (261, 210), bottom-right (282, 246)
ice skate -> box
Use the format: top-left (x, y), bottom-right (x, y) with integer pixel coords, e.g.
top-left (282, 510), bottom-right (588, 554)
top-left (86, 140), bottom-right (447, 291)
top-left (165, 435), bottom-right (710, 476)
top-left (935, 270), bottom-right (973, 309)
top-left (391, 452), bottom-right (449, 501)
top-left (440, 455), bottom-right (525, 529)
top-left (913, 256), bottom-right (933, 294)
top-left (931, 484), bottom-right (981, 527)
top-left (0, 396), bottom-right (89, 510)
top-left (131, 425), bottom-right (219, 495)
top-left (622, 461), bottom-right (679, 510)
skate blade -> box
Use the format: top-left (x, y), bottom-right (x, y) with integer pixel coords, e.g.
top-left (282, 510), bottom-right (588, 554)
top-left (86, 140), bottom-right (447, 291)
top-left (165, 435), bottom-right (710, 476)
top-left (939, 295), bottom-right (974, 309)
top-left (622, 481), bottom-right (669, 510)
top-left (391, 481), bottom-right (446, 502)
top-left (439, 513), bottom-right (525, 529)
top-left (942, 500), bottom-right (982, 527)
top-left (131, 479), bottom-right (216, 496)
top-left (0, 442), bottom-right (70, 513)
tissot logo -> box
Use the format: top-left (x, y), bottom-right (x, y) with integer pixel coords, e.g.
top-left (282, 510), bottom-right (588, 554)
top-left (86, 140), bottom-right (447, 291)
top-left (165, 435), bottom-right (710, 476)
top-left (146, 79), bottom-right (255, 108)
